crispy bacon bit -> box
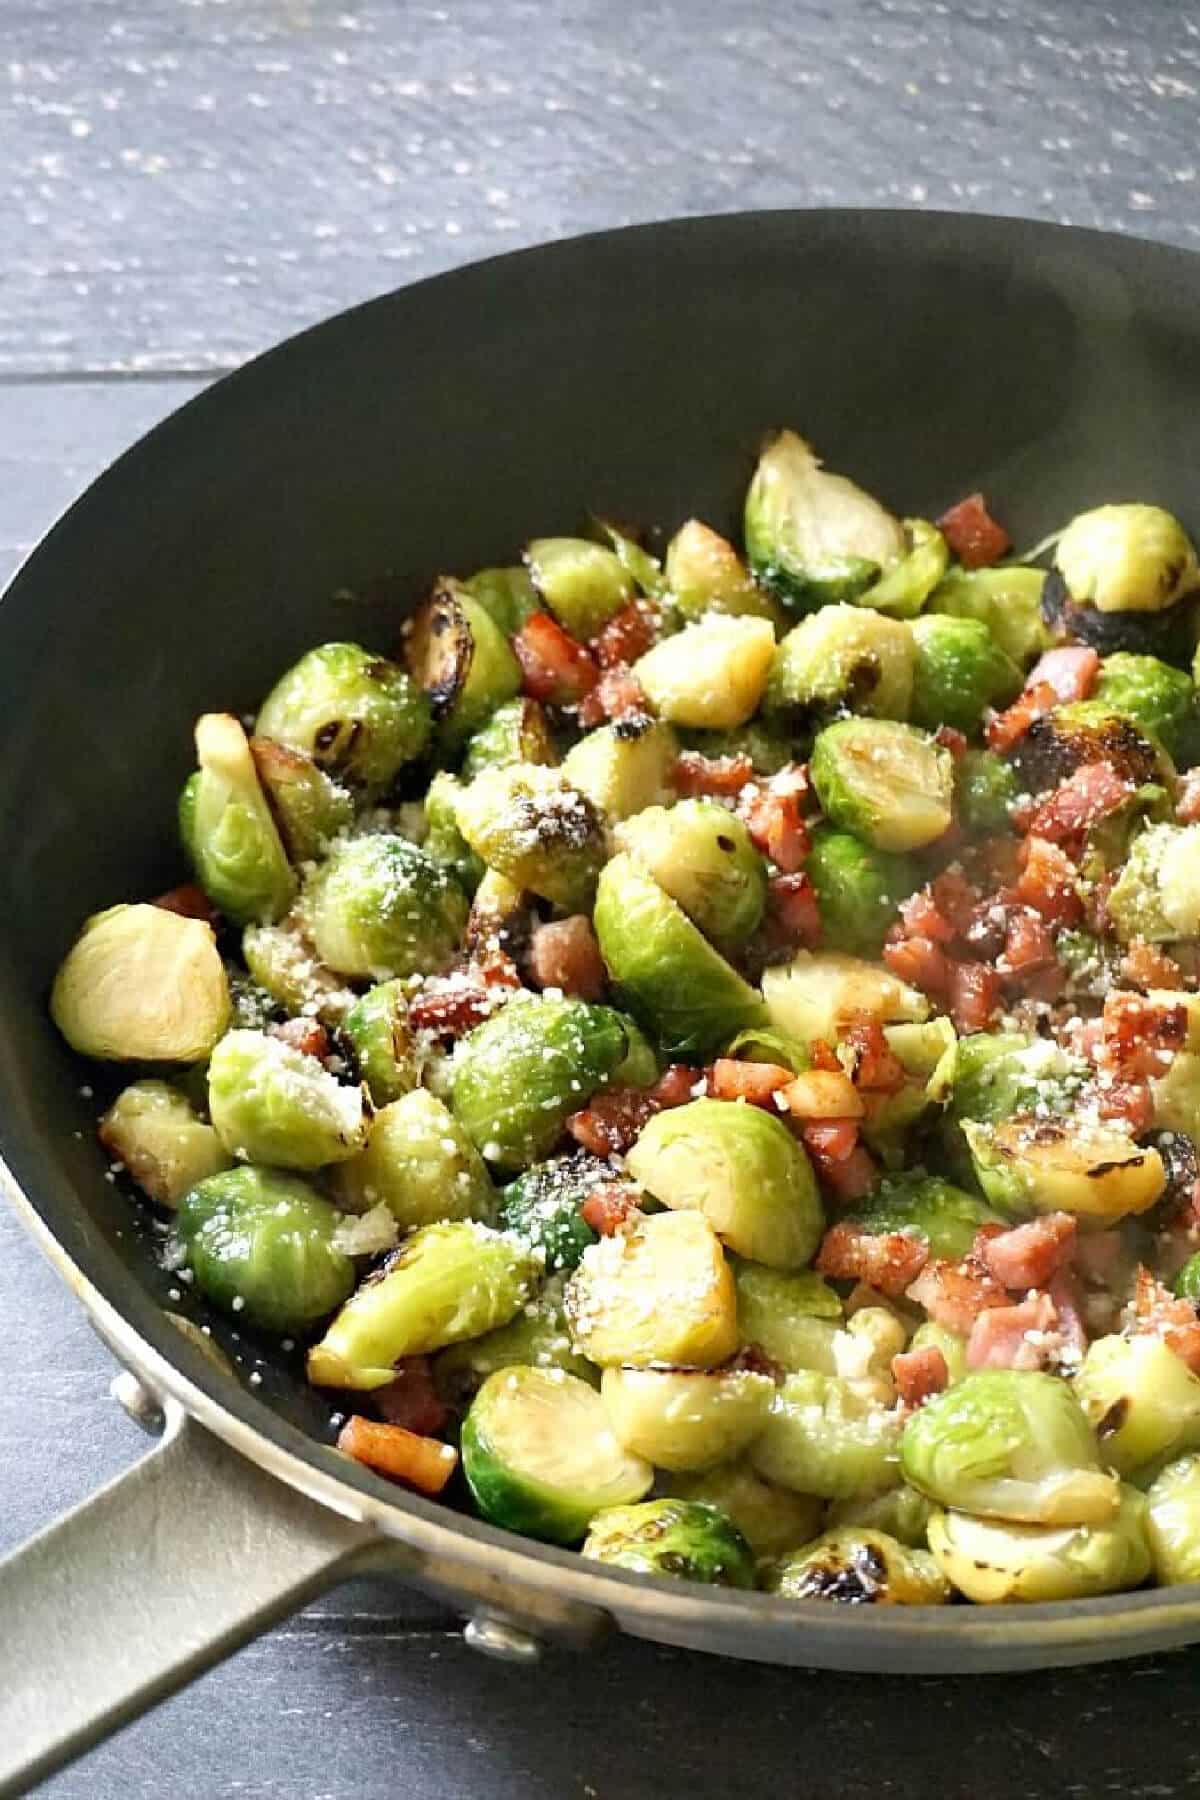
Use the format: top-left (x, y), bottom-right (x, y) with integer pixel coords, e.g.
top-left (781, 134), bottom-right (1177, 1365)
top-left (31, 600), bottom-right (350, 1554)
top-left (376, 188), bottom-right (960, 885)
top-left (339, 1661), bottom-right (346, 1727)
top-left (580, 1184), bottom-right (643, 1236)
top-left (892, 1345), bottom-right (949, 1409)
top-left (802, 1127), bottom-right (879, 1201)
top-left (898, 889), bottom-right (956, 945)
top-left (373, 1358), bottom-right (449, 1438)
top-left (781, 1069), bottom-right (864, 1120)
top-left (949, 960), bottom-right (1001, 1034)
top-left (809, 1038), bottom-right (842, 1073)
top-left (883, 935), bottom-right (951, 999)
top-left (576, 663), bottom-right (648, 729)
top-left (931, 869), bottom-right (984, 935)
top-left (651, 1063), bottom-right (700, 1109)
top-left (1093, 1080), bottom-right (1155, 1135)
top-left (739, 765), bottom-right (811, 873)
top-left (512, 612), bottom-right (599, 706)
top-left (938, 493), bottom-right (1011, 569)
top-left (1015, 836), bottom-right (1083, 926)
top-left (767, 872), bottom-right (822, 946)
top-left (592, 599), bottom-right (658, 670)
top-left (997, 908), bottom-right (1057, 977)
top-left (1028, 762), bottom-right (1132, 847)
top-left (801, 1118), bottom-right (859, 1163)
top-left (986, 680), bottom-right (1059, 753)
top-left (1126, 1266), bottom-right (1200, 1374)
top-left (1120, 939), bottom-right (1186, 993)
top-left (269, 1017), bottom-right (332, 1061)
top-left (841, 1017), bottom-right (906, 1094)
top-left (707, 1059), bottom-right (795, 1105)
top-left (672, 750), bottom-right (755, 798)
top-left (1028, 645), bottom-right (1102, 704)
top-left (409, 956), bottom-right (522, 1040)
top-left (816, 1221), bottom-right (928, 1298)
top-left (980, 1214), bottom-right (1077, 1292)
top-left (1101, 991), bottom-right (1187, 1080)
top-left (336, 1416), bottom-right (458, 1495)
top-left (567, 1064), bottom-right (697, 1157)
top-left (152, 884), bottom-right (220, 924)
top-left (966, 1292), bottom-right (1059, 1371)
top-left (1047, 1272), bottom-right (1089, 1362)
top-left (1178, 770), bottom-right (1200, 826)
top-left (528, 916), bottom-right (607, 1001)
top-left (906, 1257), bottom-right (1009, 1334)
top-left (934, 725), bottom-right (969, 760)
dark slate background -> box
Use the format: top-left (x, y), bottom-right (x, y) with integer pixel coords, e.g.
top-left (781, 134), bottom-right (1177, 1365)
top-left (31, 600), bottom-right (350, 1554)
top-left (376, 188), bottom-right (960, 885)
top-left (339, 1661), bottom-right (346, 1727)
top-left (4, 1), bottom-right (1200, 1793)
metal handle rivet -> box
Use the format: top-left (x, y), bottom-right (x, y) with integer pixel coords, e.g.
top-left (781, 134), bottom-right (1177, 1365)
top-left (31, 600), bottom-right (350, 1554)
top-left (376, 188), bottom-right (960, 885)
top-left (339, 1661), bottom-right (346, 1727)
top-left (109, 1371), bottom-right (166, 1436)
top-left (463, 1614), bottom-right (544, 1664)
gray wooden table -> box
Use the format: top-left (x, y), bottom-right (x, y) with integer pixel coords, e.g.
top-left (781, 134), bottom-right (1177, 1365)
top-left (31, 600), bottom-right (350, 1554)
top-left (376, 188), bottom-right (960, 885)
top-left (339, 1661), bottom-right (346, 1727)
top-left (4, 1), bottom-right (1200, 1793)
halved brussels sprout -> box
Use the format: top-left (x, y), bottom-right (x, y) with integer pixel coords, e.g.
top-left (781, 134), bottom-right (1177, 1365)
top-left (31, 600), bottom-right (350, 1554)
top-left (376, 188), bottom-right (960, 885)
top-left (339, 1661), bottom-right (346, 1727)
top-left (176, 1166), bottom-right (355, 1334)
top-left (761, 949), bottom-right (928, 1047)
top-left (582, 1498), bottom-right (756, 1587)
top-left (422, 771), bottom-right (486, 897)
top-left (434, 1274), bottom-right (598, 1405)
top-left (180, 714), bottom-right (297, 927)
top-left (1073, 1334), bottom-right (1200, 1478)
top-left (617, 801), bottom-right (767, 950)
top-left (595, 519), bottom-right (667, 598)
top-left (497, 1153), bottom-right (609, 1273)
top-left (593, 854), bottom-right (767, 1058)
top-left (909, 615), bottom-right (1022, 737)
top-left (561, 717), bottom-right (678, 823)
top-left (1107, 823), bottom-right (1200, 945)
top-left (255, 642), bottom-right (430, 795)
top-left (805, 826), bottom-right (919, 957)
top-left (303, 834), bottom-right (468, 980)
top-left (848, 1174), bottom-right (1001, 1261)
top-left (744, 430), bottom-right (905, 611)
top-left (826, 1483), bottom-right (935, 1548)
top-left (565, 1210), bottom-right (738, 1369)
top-left (1093, 653), bottom-right (1196, 761)
top-left (750, 1370), bottom-right (903, 1500)
top-left (858, 519), bottom-right (949, 620)
top-left (626, 1099), bottom-right (823, 1270)
top-left (928, 1487), bottom-right (1151, 1604)
top-left (764, 604), bottom-right (915, 731)
top-left (886, 1016), bottom-right (958, 1094)
top-left (242, 917), bottom-right (355, 1024)
top-left (899, 1370), bottom-right (1119, 1525)
top-left (51, 903), bottom-right (231, 1063)
top-left (600, 1363), bottom-right (775, 1471)
top-left (248, 736), bottom-right (356, 864)
top-left (307, 1220), bottom-right (537, 1388)
top-left (341, 979), bottom-right (419, 1107)
top-left (1146, 1453), bottom-right (1200, 1585)
top-left (907, 1321), bottom-right (968, 1387)
top-left (462, 1366), bottom-right (651, 1543)
top-left (463, 564), bottom-right (540, 636)
top-left (662, 1461), bottom-right (824, 1559)
top-left (525, 537), bottom-right (633, 639)
top-left (732, 1259), bottom-right (842, 1372)
top-left (207, 1028), bottom-right (368, 1171)
top-left (98, 1080), bottom-right (231, 1208)
top-left (454, 764), bottom-right (605, 912)
top-left (461, 697), bottom-right (558, 781)
top-left (810, 718), bottom-right (954, 852)
top-left (664, 519), bottom-right (776, 620)
top-left (450, 996), bottom-right (631, 1172)
top-left (767, 1527), bottom-right (949, 1606)
top-left (927, 565), bottom-right (1049, 666)
top-left (1055, 503), bottom-right (1198, 615)
top-left (334, 1089), bottom-right (495, 1228)
top-left (956, 747), bottom-right (1018, 833)
top-left (634, 614), bottom-right (776, 729)
top-left (963, 1116), bottom-right (1165, 1225)
top-left (404, 580), bottom-right (521, 747)
top-left (949, 1032), bottom-right (1087, 1128)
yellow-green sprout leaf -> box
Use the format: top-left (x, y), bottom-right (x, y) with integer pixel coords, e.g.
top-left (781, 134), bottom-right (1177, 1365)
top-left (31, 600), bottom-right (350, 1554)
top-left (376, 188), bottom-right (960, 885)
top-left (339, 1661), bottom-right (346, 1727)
top-left (52, 903), bottom-right (231, 1063)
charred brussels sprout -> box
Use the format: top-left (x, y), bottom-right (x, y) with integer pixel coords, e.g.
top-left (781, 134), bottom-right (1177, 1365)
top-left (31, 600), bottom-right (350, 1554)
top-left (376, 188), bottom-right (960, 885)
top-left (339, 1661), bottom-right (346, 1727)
top-left (255, 642), bottom-right (430, 795)
top-left (1107, 823), bottom-right (1200, 944)
top-left (463, 564), bottom-right (539, 636)
top-left (98, 1081), bottom-right (231, 1208)
top-left (334, 1089), bottom-right (495, 1228)
top-left (927, 566), bottom-right (1049, 666)
top-left (762, 949), bottom-right (928, 1046)
top-left (810, 719), bottom-right (954, 852)
top-left (404, 580), bottom-right (521, 749)
top-left (858, 519), bottom-right (949, 620)
top-left (434, 1275), bottom-right (598, 1404)
top-left (497, 1153), bottom-right (610, 1273)
top-left (450, 996), bottom-right (631, 1172)
top-left (461, 697), bottom-right (558, 781)
top-left (617, 800), bottom-right (767, 950)
top-left (805, 826), bottom-right (918, 956)
top-left (909, 615), bottom-right (1022, 736)
top-left (454, 764), bottom-right (605, 911)
top-left (176, 1166), bottom-right (354, 1334)
top-left (341, 979), bottom-right (419, 1107)
top-left (750, 1370), bottom-right (903, 1500)
top-left (1146, 1454), bottom-right (1200, 1585)
top-left (561, 717), bottom-right (678, 823)
top-left (928, 1488), bottom-right (1151, 1604)
top-left (849, 1174), bottom-right (1001, 1261)
top-left (248, 737), bottom-right (355, 864)
top-left (664, 518), bottom-right (776, 620)
top-left (303, 834), bottom-right (468, 980)
top-left (663, 1462), bottom-right (824, 1559)
top-left (1093, 653), bottom-right (1196, 761)
top-left (634, 614), bottom-right (776, 729)
top-left (732, 1260), bottom-right (842, 1373)
top-left (51, 903), bottom-right (231, 1063)
top-left (565, 1210), bottom-right (738, 1369)
top-left (1015, 702), bottom-right (1174, 796)
top-left (964, 1116), bottom-right (1165, 1224)
top-left (767, 1528), bottom-right (949, 1606)
top-left (744, 430), bottom-right (905, 612)
top-left (900, 1370), bottom-right (1119, 1525)
top-left (600, 1363), bottom-right (774, 1471)
top-left (525, 536), bottom-right (633, 639)
top-left (764, 604), bottom-right (914, 731)
top-left (582, 1499), bottom-right (756, 1587)
top-left (1073, 1334), bottom-right (1200, 1478)
top-left (180, 715), bottom-right (297, 927)
top-left (956, 748), bottom-right (1018, 833)
top-left (1056, 503), bottom-right (1198, 616)
top-left (207, 1028), bottom-right (368, 1170)
top-left (627, 1100), bottom-right (823, 1270)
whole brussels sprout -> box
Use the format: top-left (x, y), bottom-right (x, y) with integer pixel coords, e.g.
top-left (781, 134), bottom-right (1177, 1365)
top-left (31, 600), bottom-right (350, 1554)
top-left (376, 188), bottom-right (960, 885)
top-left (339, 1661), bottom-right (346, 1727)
top-left (764, 604), bottom-right (915, 731)
top-left (634, 614), bottom-right (776, 729)
top-left (565, 1210), bottom-right (738, 1370)
top-left (178, 714), bottom-right (297, 927)
top-left (1146, 1453), bottom-right (1200, 1585)
top-left (599, 1363), bottom-right (775, 1472)
top-left (98, 1080), bottom-right (231, 1209)
top-left (404, 580), bottom-right (521, 749)
top-left (593, 854), bottom-right (767, 1058)
top-left (525, 536), bottom-right (633, 639)
top-left (899, 1370), bottom-right (1119, 1525)
top-left (434, 1274), bottom-right (598, 1405)
top-left (858, 519), bottom-right (949, 620)
top-left (561, 717), bottom-right (678, 823)
top-left (461, 1366), bottom-right (652, 1544)
top-left (51, 903), bottom-right (231, 1063)
top-left (176, 1166), bottom-right (355, 1334)
top-left (454, 764), bottom-right (605, 912)
top-left (207, 1028), bottom-right (369, 1171)
top-left (422, 772), bottom-right (485, 897)
top-left (928, 1486), bottom-right (1151, 1604)
top-left (956, 748), bottom-right (1018, 834)
top-left (963, 1116), bottom-right (1165, 1224)
top-left (303, 834), bottom-right (468, 981)
top-left (461, 697), bottom-right (558, 781)
top-left (767, 1527), bottom-right (949, 1606)
top-left (664, 518), bottom-right (777, 621)
top-left (909, 614), bottom-right (1022, 736)
top-left (761, 948), bottom-right (928, 1046)
top-left (1107, 822), bottom-right (1200, 945)
top-left (450, 995), bottom-right (632, 1172)
top-left (1093, 652), bottom-right (1196, 760)
top-left (341, 979), bottom-right (419, 1107)
top-left (805, 826), bottom-right (918, 956)
top-left (810, 718), bottom-right (954, 853)
top-left (334, 1089), bottom-right (495, 1228)
top-left (248, 736), bottom-right (356, 863)
top-left (497, 1153), bottom-right (611, 1273)
top-left (255, 642), bottom-right (430, 795)
top-left (242, 917), bottom-right (355, 1024)
top-left (927, 565), bottom-right (1049, 665)
top-left (1073, 1334), bottom-right (1200, 1478)
top-left (617, 801), bottom-right (767, 950)
top-left (750, 1370), bottom-right (903, 1501)
top-left (582, 1499), bottom-right (756, 1588)
top-left (626, 1099), bottom-right (823, 1271)
top-left (848, 1174), bottom-right (1002, 1262)
top-left (463, 564), bottom-right (539, 636)
top-left (744, 429), bottom-right (905, 611)
top-left (731, 1259), bottom-right (842, 1373)
top-left (1055, 502), bottom-right (1198, 615)
top-left (826, 1483), bottom-right (935, 1549)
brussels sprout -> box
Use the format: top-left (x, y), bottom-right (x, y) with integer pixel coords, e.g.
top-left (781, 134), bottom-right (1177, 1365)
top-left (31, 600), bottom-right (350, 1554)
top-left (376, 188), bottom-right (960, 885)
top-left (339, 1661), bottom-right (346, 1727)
top-left (453, 764), bottom-right (605, 912)
top-left (600, 1363), bottom-right (775, 1472)
top-left (664, 519), bottom-right (776, 620)
top-left (582, 1498), bottom-right (756, 1587)
top-left (750, 1370), bottom-right (903, 1500)
top-left (1175, 1255), bottom-right (1200, 1301)
top-left (464, 868), bottom-right (528, 961)
top-left (307, 1221), bottom-right (536, 1388)
top-left (179, 714), bottom-right (297, 927)
top-left (51, 903), bottom-right (231, 1063)
top-left (1146, 1453), bottom-right (1200, 1585)
top-left (909, 615), bottom-right (1022, 737)
top-left (404, 580), bottom-right (521, 748)
top-left (1151, 1050), bottom-right (1200, 1139)
top-left (1021, 709), bottom-right (1177, 810)
top-left (677, 721), bottom-right (794, 776)
top-left (1073, 1333), bottom-right (1200, 1478)
top-left (732, 1259), bottom-right (842, 1372)
top-left (595, 519), bottom-right (667, 598)
top-left (964, 1116), bottom-right (1165, 1225)
top-left (927, 565), bottom-right (1049, 666)
top-left (928, 1487), bottom-right (1151, 1604)
top-left (907, 1321), bottom-right (968, 1387)
top-left (1055, 503), bottom-right (1198, 615)
top-left (497, 1153), bottom-right (610, 1273)
top-left (805, 826), bottom-right (918, 956)
top-left (900, 1370), bottom-right (1119, 1525)
top-left (744, 429), bottom-right (905, 611)
top-left (561, 717), bottom-right (678, 823)
top-left (723, 1026), bottom-right (809, 1075)
top-left (1092, 653), bottom-right (1196, 760)
top-left (255, 642), bottom-right (430, 795)
top-left (207, 1028), bottom-right (368, 1170)
top-left (341, 980), bottom-right (419, 1107)
top-left (525, 537), bottom-right (633, 639)
top-left (1107, 822), bottom-right (1200, 944)
top-left (303, 834), bottom-right (468, 981)
top-left (241, 918), bottom-right (356, 1025)
top-left (463, 564), bottom-right (540, 636)
top-left (849, 1174), bottom-right (1001, 1261)
top-left (761, 949), bottom-right (928, 1046)
top-left (956, 748), bottom-right (1018, 834)
top-left (433, 1274), bottom-right (598, 1404)
top-left (461, 697), bottom-right (558, 781)
top-left (858, 519), bottom-right (949, 620)
top-left (767, 1527), bottom-right (950, 1606)
top-left (610, 1019), bottom-right (660, 1090)
top-left (176, 1166), bottom-right (355, 1334)
top-left (661, 1461), bottom-right (824, 1558)
top-left (334, 1089), bottom-right (495, 1227)
top-left (826, 1483), bottom-right (935, 1548)
top-left (949, 1032), bottom-right (1087, 1127)
top-left (98, 1080), bottom-right (231, 1208)
top-left (451, 996), bottom-right (631, 1172)
top-left (593, 854), bottom-right (767, 1058)
top-left (626, 1100), bottom-right (823, 1270)
top-left (617, 800), bottom-right (767, 950)
top-left (248, 736), bottom-right (356, 864)
top-left (634, 614), bottom-right (776, 729)
top-left (885, 1016), bottom-right (958, 1093)
top-left (565, 1210), bottom-right (738, 1370)
top-left (810, 718), bottom-right (954, 853)
top-left (764, 604), bottom-right (915, 732)
top-left (419, 771), bottom-right (484, 898)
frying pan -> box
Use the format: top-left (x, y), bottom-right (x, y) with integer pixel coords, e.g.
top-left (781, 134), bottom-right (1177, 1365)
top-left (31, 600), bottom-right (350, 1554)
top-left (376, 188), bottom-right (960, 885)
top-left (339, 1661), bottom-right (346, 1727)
top-left (4, 209), bottom-right (1200, 1795)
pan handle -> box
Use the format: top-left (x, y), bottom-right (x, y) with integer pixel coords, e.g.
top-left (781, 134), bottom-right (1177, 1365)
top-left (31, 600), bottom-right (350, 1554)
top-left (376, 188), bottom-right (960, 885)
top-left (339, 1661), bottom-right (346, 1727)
top-left (0, 1394), bottom-right (384, 1798)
